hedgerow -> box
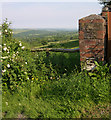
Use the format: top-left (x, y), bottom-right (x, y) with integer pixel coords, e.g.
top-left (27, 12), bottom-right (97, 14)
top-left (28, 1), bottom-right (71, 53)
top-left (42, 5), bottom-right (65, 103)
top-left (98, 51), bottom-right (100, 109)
top-left (2, 19), bottom-right (58, 92)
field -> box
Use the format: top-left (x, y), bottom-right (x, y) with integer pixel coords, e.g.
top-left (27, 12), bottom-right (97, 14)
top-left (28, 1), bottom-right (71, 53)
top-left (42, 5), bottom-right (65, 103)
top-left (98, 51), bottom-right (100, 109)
top-left (13, 29), bottom-right (78, 49)
top-left (1, 21), bottom-right (110, 119)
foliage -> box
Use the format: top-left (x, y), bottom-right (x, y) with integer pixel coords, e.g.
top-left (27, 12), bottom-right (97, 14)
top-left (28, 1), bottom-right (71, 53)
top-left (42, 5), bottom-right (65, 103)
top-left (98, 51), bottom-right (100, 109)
top-left (2, 19), bottom-right (33, 91)
top-left (13, 29), bottom-right (78, 48)
top-left (88, 61), bottom-right (109, 80)
top-left (98, 0), bottom-right (111, 5)
top-left (2, 19), bottom-right (59, 92)
top-left (2, 70), bottom-right (110, 118)
top-left (2, 19), bottom-right (110, 118)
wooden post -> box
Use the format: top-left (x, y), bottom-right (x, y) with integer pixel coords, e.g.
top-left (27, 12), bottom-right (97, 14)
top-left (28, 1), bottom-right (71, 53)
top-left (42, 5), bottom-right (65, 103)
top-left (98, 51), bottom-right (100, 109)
top-left (107, 11), bottom-right (111, 60)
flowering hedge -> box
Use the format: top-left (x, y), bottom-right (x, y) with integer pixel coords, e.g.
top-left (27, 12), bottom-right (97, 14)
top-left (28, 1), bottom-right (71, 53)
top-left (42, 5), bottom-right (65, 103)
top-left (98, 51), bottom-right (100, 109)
top-left (2, 19), bottom-right (58, 92)
top-left (2, 19), bottom-right (37, 91)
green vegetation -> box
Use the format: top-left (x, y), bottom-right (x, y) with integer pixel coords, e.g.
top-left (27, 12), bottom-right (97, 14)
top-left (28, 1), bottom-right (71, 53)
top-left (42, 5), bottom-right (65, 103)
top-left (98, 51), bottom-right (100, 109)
top-left (13, 28), bottom-right (78, 49)
top-left (2, 19), bottom-right (110, 118)
top-left (44, 40), bottom-right (79, 48)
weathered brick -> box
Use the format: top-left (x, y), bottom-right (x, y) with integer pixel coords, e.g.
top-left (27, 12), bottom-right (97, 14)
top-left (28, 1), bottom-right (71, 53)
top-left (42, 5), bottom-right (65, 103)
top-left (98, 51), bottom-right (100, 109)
top-left (84, 40), bottom-right (97, 45)
top-left (93, 19), bottom-right (105, 23)
top-left (79, 31), bottom-right (84, 40)
top-left (97, 31), bottom-right (105, 39)
top-left (107, 12), bottom-right (111, 61)
top-left (79, 14), bottom-right (106, 63)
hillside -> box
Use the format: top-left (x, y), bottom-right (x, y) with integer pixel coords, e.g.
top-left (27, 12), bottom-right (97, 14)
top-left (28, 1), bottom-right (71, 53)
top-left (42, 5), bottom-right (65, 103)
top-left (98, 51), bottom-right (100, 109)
top-left (13, 29), bottom-right (78, 48)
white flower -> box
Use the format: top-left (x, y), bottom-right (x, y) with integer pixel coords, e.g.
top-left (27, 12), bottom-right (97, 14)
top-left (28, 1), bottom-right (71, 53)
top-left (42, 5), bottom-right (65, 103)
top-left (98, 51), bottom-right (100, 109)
top-left (27, 77), bottom-right (29, 80)
top-left (4, 44), bottom-right (6, 46)
top-left (19, 103), bottom-right (21, 106)
top-left (24, 72), bottom-right (27, 74)
top-left (0, 45), bottom-right (2, 48)
top-left (6, 102), bottom-right (8, 105)
top-left (2, 69), bottom-right (6, 73)
top-left (0, 32), bottom-right (1, 35)
top-left (21, 46), bottom-right (25, 49)
top-left (25, 62), bottom-right (27, 64)
top-left (13, 54), bottom-right (16, 57)
top-left (16, 51), bottom-right (19, 54)
top-left (50, 77), bottom-right (52, 80)
top-left (1, 56), bottom-right (8, 59)
top-left (7, 64), bottom-right (10, 68)
top-left (3, 47), bottom-right (7, 51)
top-left (11, 59), bottom-right (14, 62)
top-left (19, 43), bottom-right (22, 46)
top-left (5, 30), bottom-right (8, 32)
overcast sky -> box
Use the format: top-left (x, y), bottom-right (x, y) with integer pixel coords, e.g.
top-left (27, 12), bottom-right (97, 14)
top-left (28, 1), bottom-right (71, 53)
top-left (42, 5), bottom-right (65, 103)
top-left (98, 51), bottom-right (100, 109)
top-left (1, 0), bottom-right (102, 29)
top-left (0, 0), bottom-right (100, 2)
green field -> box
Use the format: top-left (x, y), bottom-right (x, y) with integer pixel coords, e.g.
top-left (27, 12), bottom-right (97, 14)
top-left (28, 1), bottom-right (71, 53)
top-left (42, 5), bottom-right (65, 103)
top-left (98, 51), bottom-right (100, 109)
top-left (13, 29), bottom-right (78, 49)
top-left (2, 22), bottom-right (110, 119)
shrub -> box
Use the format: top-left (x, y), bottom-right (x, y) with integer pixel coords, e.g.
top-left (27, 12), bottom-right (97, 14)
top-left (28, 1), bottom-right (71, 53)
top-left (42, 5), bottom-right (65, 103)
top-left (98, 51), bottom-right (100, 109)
top-left (2, 19), bottom-right (58, 92)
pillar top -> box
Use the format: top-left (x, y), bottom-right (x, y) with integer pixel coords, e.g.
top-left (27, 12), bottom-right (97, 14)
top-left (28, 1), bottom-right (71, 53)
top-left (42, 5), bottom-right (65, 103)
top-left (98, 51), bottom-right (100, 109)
top-left (79, 14), bottom-right (105, 22)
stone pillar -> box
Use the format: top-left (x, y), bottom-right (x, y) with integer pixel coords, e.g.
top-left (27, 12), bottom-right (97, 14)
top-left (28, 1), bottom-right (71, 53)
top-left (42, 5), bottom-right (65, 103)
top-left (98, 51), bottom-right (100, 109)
top-left (79, 14), bottom-right (106, 70)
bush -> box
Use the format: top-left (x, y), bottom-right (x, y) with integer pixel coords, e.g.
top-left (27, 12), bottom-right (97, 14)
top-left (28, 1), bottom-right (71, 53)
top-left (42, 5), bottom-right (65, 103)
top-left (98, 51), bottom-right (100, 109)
top-left (2, 19), bottom-right (58, 92)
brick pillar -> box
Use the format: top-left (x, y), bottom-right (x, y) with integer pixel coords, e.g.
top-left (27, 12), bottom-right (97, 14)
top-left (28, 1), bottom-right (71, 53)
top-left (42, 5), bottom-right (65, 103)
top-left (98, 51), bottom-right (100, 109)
top-left (107, 11), bottom-right (111, 61)
top-left (79, 14), bottom-right (106, 70)
top-left (102, 5), bottom-right (111, 62)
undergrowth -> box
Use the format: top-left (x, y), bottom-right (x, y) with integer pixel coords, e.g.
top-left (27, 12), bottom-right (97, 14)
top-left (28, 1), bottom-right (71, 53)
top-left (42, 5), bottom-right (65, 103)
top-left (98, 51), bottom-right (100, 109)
top-left (1, 19), bottom-right (110, 118)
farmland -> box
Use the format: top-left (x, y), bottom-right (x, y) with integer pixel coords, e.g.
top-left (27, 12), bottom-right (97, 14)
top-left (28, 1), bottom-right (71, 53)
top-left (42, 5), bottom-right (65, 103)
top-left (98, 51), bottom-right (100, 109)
top-left (2, 21), bottom-right (110, 118)
top-left (13, 29), bottom-right (78, 49)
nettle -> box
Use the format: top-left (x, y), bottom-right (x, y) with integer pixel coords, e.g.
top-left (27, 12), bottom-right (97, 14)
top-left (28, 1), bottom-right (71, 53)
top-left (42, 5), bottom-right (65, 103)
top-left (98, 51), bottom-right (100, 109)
top-left (2, 19), bottom-right (38, 91)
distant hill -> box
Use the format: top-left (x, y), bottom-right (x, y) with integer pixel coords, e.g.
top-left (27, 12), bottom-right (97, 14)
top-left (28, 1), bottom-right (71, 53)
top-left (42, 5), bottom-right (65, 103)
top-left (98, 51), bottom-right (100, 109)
top-left (13, 28), bottom-right (77, 38)
top-left (12, 28), bottom-right (78, 48)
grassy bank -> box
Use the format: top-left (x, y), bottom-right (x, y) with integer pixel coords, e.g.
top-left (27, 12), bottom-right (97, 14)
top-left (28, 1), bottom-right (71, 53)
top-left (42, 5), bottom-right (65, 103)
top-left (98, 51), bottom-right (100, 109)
top-left (2, 70), bottom-right (110, 118)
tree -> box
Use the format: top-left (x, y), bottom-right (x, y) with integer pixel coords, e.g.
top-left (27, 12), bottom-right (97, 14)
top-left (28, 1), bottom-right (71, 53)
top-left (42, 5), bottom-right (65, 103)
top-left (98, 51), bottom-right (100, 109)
top-left (98, 0), bottom-right (111, 5)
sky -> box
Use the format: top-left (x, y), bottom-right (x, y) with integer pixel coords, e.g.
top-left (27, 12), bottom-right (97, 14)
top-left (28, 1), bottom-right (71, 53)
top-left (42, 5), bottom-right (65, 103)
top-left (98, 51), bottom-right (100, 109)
top-left (0, 0), bottom-right (103, 29)
top-left (0, 0), bottom-right (101, 2)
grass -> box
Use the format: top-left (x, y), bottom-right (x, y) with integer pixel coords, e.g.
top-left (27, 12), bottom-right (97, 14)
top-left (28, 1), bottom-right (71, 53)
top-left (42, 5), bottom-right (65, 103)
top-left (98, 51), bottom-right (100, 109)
top-left (2, 70), bottom-right (110, 118)
top-left (13, 29), bottom-right (31, 34)
top-left (2, 52), bottom-right (110, 118)
top-left (43, 40), bottom-right (79, 49)
top-left (2, 46), bottom-right (110, 119)
top-left (44, 52), bottom-right (80, 75)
